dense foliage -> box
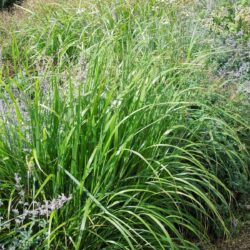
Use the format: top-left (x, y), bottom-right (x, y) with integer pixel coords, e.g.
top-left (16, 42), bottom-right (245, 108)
top-left (0, 0), bottom-right (249, 249)
top-left (207, 0), bottom-right (250, 95)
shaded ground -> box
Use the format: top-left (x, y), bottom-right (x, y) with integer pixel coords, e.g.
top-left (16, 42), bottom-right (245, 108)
top-left (213, 223), bottom-right (250, 250)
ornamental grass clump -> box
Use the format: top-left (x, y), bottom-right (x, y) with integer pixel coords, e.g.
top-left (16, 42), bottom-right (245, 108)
top-left (0, 0), bottom-right (249, 249)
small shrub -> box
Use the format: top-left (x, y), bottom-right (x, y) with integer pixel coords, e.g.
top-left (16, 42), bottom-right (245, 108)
top-left (207, 1), bottom-right (250, 95)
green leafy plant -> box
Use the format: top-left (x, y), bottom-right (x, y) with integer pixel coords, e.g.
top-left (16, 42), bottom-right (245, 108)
top-left (207, 1), bottom-right (250, 94)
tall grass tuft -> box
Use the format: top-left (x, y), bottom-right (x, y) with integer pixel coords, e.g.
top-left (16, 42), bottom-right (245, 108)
top-left (0, 0), bottom-right (249, 249)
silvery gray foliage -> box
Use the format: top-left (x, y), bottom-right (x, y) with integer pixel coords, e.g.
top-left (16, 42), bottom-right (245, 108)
top-left (9, 173), bottom-right (72, 222)
top-left (0, 173), bottom-right (72, 249)
top-left (54, 58), bottom-right (88, 103)
top-left (0, 50), bottom-right (88, 129)
top-left (34, 56), bottom-right (53, 95)
top-left (238, 80), bottom-right (250, 94)
top-left (206, 3), bottom-right (250, 98)
top-left (22, 193), bottom-right (73, 218)
top-left (213, 34), bottom-right (250, 97)
top-left (70, 52), bottom-right (88, 98)
top-left (0, 57), bottom-right (50, 146)
top-left (14, 173), bottom-right (22, 188)
top-left (0, 84), bottom-right (30, 146)
top-left (75, 52), bottom-right (87, 84)
top-left (1, 173), bottom-right (71, 228)
top-left (1, 219), bottom-right (45, 250)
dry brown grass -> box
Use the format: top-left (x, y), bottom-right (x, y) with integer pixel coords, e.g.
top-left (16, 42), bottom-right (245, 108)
top-left (1, 0), bottom-right (41, 21)
top-left (0, 0), bottom-right (65, 41)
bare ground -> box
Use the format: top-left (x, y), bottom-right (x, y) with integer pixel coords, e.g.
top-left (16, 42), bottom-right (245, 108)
top-left (209, 222), bottom-right (250, 250)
